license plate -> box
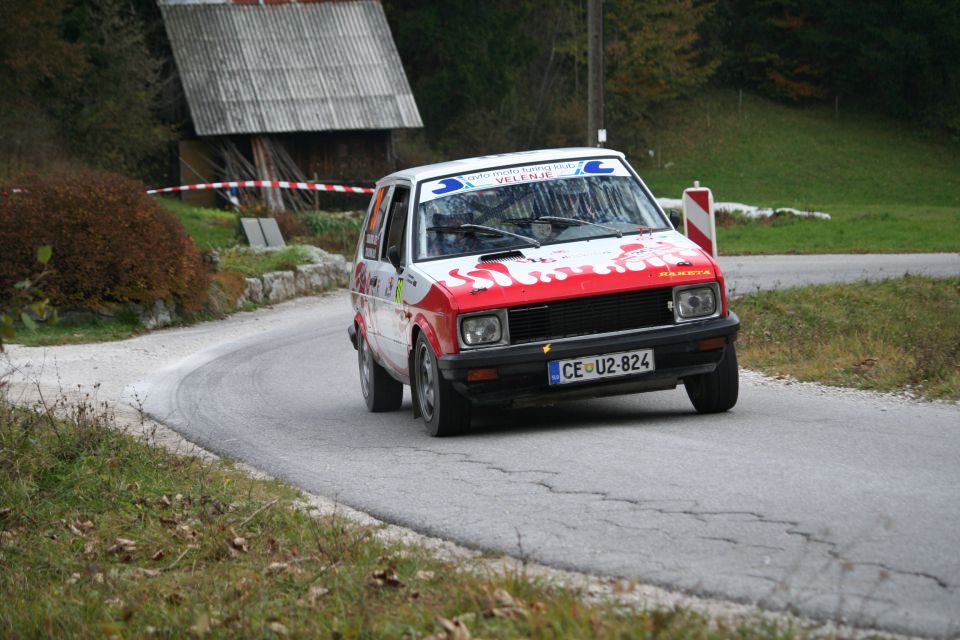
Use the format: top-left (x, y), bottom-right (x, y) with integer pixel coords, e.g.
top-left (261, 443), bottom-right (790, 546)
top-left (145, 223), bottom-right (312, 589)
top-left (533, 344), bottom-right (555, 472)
top-left (548, 349), bottom-right (655, 385)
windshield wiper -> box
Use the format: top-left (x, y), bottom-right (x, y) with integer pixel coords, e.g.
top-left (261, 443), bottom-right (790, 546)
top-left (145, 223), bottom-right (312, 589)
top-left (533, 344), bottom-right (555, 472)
top-left (427, 223), bottom-right (540, 248)
top-left (537, 216), bottom-right (622, 238)
top-left (498, 217), bottom-right (539, 225)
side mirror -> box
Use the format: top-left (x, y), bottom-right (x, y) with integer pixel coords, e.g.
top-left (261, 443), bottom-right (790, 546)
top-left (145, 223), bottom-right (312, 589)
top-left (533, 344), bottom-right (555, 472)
top-left (668, 211), bottom-right (681, 229)
top-left (387, 245), bottom-right (403, 272)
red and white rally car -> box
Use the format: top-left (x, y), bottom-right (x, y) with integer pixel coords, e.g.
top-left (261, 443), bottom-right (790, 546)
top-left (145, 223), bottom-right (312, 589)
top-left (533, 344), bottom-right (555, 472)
top-left (348, 148), bottom-right (739, 436)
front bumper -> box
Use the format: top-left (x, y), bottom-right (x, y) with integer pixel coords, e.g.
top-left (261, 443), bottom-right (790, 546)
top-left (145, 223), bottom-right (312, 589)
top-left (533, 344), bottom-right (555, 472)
top-left (438, 313), bottom-right (739, 407)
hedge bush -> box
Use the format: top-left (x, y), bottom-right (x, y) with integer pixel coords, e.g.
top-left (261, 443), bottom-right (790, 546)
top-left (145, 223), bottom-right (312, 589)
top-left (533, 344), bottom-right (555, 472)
top-left (0, 171), bottom-right (209, 313)
top-left (207, 271), bottom-right (249, 316)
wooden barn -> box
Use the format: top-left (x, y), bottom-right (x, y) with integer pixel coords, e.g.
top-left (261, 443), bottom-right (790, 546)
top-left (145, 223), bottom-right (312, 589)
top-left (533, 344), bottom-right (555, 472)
top-left (159, 0), bottom-right (422, 209)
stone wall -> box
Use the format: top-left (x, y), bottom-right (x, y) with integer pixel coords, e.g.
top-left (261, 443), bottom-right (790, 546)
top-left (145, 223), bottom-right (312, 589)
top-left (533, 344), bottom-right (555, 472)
top-left (235, 254), bottom-right (351, 308)
top-left (123, 251), bottom-right (351, 327)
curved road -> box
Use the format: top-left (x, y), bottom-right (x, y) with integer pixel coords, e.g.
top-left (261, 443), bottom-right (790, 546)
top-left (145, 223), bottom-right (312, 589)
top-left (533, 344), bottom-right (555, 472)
top-left (140, 254), bottom-right (960, 638)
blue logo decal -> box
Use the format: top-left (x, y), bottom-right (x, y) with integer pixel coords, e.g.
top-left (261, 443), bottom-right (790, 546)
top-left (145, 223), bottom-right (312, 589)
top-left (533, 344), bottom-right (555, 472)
top-left (548, 361), bottom-right (561, 384)
top-left (432, 178), bottom-right (463, 195)
top-left (583, 160), bottom-right (614, 174)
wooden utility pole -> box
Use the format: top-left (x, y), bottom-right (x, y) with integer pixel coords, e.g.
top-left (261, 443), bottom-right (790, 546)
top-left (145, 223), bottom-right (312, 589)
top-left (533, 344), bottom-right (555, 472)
top-left (251, 135), bottom-right (284, 213)
top-left (587, 0), bottom-right (604, 147)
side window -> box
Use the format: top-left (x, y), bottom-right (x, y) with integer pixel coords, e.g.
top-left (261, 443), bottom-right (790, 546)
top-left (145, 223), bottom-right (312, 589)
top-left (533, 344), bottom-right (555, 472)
top-left (362, 186), bottom-right (391, 260)
top-left (382, 186), bottom-right (410, 264)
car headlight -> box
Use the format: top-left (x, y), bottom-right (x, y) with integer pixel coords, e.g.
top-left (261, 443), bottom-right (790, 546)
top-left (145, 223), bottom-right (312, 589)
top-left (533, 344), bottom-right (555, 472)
top-left (674, 285), bottom-right (718, 320)
top-left (461, 315), bottom-right (502, 346)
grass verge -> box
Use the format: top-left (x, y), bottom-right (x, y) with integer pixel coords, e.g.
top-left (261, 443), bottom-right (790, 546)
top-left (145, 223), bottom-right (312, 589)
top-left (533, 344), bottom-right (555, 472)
top-left (9, 313), bottom-right (143, 348)
top-left (0, 393), bottom-right (801, 639)
top-left (709, 204), bottom-right (958, 256)
top-left (734, 275), bottom-right (960, 400)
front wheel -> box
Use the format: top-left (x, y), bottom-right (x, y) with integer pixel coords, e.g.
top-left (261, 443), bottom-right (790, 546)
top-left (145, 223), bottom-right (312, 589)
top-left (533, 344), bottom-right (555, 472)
top-left (414, 334), bottom-right (471, 437)
top-left (684, 342), bottom-right (739, 414)
top-left (358, 329), bottom-right (403, 412)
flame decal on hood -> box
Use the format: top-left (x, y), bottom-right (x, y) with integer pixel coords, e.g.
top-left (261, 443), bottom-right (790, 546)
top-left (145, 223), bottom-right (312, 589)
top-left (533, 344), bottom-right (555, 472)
top-left (437, 241), bottom-right (704, 292)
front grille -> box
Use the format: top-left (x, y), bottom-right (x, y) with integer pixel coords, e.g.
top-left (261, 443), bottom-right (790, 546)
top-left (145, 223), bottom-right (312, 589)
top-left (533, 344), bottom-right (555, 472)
top-left (507, 288), bottom-right (674, 344)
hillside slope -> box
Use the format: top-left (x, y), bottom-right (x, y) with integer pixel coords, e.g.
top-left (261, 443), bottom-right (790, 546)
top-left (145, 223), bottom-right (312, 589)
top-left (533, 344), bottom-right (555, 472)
top-left (634, 90), bottom-right (960, 253)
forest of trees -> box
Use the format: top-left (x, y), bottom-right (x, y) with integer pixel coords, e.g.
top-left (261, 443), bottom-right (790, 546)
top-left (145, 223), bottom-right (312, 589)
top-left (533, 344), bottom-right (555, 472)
top-left (2, 0), bottom-right (958, 183)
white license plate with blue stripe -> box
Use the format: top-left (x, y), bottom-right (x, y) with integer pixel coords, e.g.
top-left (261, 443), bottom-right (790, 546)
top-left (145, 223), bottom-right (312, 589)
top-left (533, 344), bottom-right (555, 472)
top-left (548, 349), bottom-right (655, 385)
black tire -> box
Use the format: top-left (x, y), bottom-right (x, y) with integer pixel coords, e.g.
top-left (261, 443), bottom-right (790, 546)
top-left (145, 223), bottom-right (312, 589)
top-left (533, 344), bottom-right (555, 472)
top-left (358, 329), bottom-right (403, 412)
top-left (684, 342), bottom-right (739, 414)
top-left (414, 334), bottom-right (471, 437)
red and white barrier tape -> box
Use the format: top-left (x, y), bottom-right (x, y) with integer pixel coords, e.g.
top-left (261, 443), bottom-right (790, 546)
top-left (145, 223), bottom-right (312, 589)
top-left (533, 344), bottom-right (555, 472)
top-left (146, 180), bottom-right (373, 195)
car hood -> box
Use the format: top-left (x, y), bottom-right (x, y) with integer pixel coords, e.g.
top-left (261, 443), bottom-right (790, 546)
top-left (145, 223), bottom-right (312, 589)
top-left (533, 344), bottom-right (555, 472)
top-left (413, 232), bottom-right (720, 313)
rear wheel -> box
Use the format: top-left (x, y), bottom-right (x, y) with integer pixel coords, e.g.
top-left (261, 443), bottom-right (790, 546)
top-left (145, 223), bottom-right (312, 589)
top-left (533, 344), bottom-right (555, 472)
top-left (358, 329), bottom-right (403, 412)
top-left (414, 334), bottom-right (471, 436)
top-left (684, 342), bottom-right (739, 414)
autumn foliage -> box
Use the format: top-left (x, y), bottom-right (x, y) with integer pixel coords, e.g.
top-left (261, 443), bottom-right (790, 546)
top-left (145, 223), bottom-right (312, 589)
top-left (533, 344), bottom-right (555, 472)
top-left (0, 171), bottom-right (209, 312)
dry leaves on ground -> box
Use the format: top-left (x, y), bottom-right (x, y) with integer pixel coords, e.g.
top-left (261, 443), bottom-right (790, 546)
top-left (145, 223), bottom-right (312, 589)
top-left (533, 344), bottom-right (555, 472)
top-left (369, 566), bottom-right (403, 588)
top-left (108, 538), bottom-right (138, 554)
top-left (426, 617), bottom-right (471, 640)
top-left (483, 588), bottom-right (527, 619)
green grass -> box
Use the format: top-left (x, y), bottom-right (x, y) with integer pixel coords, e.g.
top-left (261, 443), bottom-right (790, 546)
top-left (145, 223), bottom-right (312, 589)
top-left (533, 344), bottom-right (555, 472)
top-left (157, 197), bottom-right (240, 250)
top-left (0, 395), bottom-right (804, 639)
top-left (8, 314), bottom-right (143, 347)
top-left (734, 275), bottom-right (960, 400)
top-left (636, 90), bottom-right (960, 254)
top-left (708, 204), bottom-right (959, 255)
top-left (218, 245), bottom-right (316, 278)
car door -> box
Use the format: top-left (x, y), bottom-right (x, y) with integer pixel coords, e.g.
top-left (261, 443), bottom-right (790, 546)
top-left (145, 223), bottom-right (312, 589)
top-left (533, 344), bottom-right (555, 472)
top-left (372, 183), bottom-right (412, 376)
top-left (357, 184), bottom-right (393, 358)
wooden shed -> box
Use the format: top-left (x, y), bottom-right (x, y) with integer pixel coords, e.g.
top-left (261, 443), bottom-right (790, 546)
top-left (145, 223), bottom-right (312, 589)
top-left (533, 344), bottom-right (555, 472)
top-left (159, 0), bottom-right (422, 209)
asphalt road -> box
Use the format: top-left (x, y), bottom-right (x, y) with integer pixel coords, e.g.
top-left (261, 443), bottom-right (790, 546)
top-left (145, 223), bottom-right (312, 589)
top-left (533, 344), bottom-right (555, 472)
top-left (717, 252), bottom-right (960, 294)
top-left (141, 254), bottom-right (960, 638)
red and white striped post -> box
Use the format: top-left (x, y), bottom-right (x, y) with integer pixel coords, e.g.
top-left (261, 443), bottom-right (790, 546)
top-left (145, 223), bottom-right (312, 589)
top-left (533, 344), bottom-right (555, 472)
top-left (681, 181), bottom-right (717, 257)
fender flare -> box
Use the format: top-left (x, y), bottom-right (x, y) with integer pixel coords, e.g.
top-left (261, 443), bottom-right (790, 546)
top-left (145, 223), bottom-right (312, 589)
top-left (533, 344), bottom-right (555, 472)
top-left (350, 312), bottom-right (368, 350)
top-left (408, 316), bottom-right (443, 420)
top-left (411, 315), bottom-right (444, 357)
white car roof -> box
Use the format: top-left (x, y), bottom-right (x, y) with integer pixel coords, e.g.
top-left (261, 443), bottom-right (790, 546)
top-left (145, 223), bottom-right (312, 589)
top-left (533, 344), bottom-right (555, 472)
top-left (381, 147), bottom-right (628, 185)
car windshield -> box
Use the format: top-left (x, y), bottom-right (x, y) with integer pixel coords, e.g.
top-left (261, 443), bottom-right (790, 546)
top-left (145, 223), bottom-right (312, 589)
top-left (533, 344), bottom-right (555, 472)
top-left (415, 166), bottom-right (666, 260)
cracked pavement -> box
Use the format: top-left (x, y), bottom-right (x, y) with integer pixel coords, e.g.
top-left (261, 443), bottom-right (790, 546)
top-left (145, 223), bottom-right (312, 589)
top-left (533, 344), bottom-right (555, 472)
top-left (6, 254), bottom-right (959, 638)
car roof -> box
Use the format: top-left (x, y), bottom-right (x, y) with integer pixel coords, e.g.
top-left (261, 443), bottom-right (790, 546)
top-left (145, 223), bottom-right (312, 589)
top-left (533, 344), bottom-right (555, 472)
top-left (380, 147), bottom-right (627, 185)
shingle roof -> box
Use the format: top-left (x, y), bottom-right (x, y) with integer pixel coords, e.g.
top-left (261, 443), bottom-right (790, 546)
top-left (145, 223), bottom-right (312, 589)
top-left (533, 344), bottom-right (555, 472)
top-left (159, 0), bottom-right (423, 136)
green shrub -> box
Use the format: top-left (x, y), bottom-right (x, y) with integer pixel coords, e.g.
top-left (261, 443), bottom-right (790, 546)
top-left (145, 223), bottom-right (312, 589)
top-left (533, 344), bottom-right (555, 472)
top-left (0, 171), bottom-right (209, 313)
top-left (206, 270), bottom-right (249, 316)
top-left (273, 210), bottom-right (312, 240)
top-left (302, 210), bottom-right (363, 255)
top-left (218, 245), bottom-right (315, 277)
top-left (0, 245), bottom-right (55, 351)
